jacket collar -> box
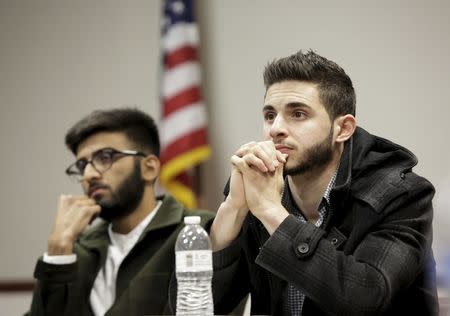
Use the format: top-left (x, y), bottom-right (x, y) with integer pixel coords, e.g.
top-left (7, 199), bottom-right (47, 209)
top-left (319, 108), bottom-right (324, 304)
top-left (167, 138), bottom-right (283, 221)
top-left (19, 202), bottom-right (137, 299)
top-left (330, 130), bottom-right (353, 207)
top-left (136, 194), bottom-right (184, 243)
top-left (331, 126), bottom-right (418, 212)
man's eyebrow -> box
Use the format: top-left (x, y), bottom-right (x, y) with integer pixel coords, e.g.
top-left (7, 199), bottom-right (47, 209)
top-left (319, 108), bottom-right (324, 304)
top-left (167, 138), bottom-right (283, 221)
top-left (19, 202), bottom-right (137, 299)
top-left (285, 102), bottom-right (312, 110)
top-left (262, 102), bottom-right (312, 112)
top-left (262, 105), bottom-right (275, 112)
top-left (75, 147), bottom-right (108, 160)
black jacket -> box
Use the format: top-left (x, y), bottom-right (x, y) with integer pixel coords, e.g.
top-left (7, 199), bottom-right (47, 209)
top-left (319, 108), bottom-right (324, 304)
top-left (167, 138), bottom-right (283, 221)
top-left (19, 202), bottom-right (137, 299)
top-left (212, 127), bottom-right (438, 315)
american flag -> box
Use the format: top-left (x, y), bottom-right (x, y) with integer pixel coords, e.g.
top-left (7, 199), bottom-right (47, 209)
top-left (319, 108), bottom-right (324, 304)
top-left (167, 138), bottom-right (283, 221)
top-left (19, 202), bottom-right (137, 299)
top-left (159, 0), bottom-right (211, 208)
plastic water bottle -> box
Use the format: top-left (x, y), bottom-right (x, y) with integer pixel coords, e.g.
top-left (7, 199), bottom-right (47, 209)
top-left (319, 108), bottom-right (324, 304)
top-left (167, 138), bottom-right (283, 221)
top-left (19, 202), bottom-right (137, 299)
top-left (175, 216), bottom-right (213, 316)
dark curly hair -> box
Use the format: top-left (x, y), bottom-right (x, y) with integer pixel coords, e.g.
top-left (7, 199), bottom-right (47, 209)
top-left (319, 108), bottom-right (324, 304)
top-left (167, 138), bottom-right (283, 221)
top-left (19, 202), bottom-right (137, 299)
top-left (263, 50), bottom-right (356, 120)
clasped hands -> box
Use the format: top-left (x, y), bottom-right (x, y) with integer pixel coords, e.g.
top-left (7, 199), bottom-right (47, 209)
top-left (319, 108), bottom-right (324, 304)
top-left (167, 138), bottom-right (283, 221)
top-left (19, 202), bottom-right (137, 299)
top-left (226, 140), bottom-right (290, 234)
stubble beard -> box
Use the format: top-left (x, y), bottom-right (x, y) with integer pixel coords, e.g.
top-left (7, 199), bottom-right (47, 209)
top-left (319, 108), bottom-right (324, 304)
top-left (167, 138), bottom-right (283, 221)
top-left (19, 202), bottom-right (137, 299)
top-left (283, 127), bottom-right (334, 177)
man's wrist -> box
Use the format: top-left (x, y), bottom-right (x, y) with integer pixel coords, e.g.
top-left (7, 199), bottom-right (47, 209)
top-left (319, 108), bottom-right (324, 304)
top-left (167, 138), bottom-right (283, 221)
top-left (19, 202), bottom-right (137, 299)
top-left (222, 196), bottom-right (247, 215)
top-left (47, 236), bottom-right (74, 255)
top-left (252, 205), bottom-right (289, 235)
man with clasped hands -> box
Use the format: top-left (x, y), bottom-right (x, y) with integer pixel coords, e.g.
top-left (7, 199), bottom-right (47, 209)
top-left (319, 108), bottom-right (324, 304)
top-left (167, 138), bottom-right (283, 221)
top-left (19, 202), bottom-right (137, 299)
top-left (210, 50), bottom-right (438, 315)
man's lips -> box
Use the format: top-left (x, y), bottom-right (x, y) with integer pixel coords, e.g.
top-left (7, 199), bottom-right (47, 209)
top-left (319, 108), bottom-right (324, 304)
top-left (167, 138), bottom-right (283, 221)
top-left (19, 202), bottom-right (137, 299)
top-left (88, 185), bottom-right (108, 198)
top-left (275, 144), bottom-right (293, 154)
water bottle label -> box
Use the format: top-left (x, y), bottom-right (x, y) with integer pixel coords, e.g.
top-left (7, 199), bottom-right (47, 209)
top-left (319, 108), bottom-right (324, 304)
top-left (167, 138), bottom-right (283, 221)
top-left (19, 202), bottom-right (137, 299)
top-left (176, 250), bottom-right (212, 272)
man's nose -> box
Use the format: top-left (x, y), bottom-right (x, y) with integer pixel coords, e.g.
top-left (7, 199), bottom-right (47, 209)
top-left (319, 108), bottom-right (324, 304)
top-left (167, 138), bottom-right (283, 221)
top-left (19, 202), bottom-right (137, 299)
top-left (269, 115), bottom-right (288, 139)
top-left (82, 162), bottom-right (101, 182)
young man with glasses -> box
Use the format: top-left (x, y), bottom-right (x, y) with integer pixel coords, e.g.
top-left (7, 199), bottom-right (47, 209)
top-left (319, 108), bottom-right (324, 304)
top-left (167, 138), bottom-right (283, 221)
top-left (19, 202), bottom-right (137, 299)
top-left (26, 108), bottom-right (214, 316)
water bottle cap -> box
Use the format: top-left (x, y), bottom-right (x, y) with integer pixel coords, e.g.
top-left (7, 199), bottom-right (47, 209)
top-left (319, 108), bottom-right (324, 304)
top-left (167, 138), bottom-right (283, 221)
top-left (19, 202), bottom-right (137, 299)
top-left (184, 216), bottom-right (201, 225)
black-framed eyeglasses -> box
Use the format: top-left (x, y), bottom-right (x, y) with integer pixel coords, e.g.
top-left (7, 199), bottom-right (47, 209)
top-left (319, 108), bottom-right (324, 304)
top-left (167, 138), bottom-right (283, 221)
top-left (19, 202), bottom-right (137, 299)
top-left (65, 147), bottom-right (147, 181)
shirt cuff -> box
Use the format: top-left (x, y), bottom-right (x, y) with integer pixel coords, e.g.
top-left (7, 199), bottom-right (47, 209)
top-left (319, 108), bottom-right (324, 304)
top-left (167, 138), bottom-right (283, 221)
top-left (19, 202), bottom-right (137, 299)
top-left (43, 252), bottom-right (77, 264)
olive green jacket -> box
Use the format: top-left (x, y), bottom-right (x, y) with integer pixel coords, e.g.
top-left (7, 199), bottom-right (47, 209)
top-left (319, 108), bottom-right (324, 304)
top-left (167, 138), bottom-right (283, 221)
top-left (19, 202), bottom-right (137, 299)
top-left (27, 194), bottom-right (215, 316)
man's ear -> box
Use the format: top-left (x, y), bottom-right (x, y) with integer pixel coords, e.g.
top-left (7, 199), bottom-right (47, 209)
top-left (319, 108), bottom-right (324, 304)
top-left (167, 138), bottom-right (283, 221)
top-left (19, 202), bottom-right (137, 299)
top-left (141, 155), bottom-right (160, 183)
top-left (334, 114), bottom-right (356, 143)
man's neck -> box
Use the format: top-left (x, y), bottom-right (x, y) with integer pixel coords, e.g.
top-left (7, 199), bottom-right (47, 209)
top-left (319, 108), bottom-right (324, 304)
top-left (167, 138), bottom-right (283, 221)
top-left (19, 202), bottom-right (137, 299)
top-left (287, 148), bottom-right (342, 222)
top-left (111, 188), bottom-right (157, 234)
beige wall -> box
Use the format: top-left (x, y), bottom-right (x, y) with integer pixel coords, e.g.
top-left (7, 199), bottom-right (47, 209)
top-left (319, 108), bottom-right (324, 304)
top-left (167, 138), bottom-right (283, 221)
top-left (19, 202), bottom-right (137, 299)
top-left (0, 0), bottom-right (449, 312)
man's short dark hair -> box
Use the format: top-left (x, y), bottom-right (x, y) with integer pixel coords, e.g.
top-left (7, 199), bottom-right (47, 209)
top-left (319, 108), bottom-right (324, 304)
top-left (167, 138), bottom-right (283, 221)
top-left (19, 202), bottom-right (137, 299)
top-left (65, 108), bottom-right (160, 156)
top-left (263, 50), bottom-right (356, 120)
